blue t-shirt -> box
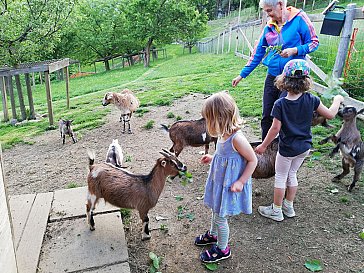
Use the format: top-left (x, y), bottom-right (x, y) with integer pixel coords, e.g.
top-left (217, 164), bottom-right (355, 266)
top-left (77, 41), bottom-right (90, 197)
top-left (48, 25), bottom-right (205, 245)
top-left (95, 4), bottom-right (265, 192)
top-left (272, 92), bottom-right (320, 157)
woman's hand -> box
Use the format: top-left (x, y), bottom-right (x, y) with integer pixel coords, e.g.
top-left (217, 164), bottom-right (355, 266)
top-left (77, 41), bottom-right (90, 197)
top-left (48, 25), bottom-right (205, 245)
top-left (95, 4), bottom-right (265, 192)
top-left (231, 180), bottom-right (244, 192)
top-left (280, 47), bottom-right (298, 58)
top-left (255, 144), bottom-right (266, 154)
top-left (201, 154), bottom-right (213, 164)
top-left (232, 75), bottom-right (242, 87)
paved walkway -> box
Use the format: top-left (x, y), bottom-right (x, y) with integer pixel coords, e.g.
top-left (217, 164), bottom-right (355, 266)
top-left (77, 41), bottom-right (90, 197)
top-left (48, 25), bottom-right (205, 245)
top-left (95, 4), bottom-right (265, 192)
top-left (9, 187), bottom-right (131, 273)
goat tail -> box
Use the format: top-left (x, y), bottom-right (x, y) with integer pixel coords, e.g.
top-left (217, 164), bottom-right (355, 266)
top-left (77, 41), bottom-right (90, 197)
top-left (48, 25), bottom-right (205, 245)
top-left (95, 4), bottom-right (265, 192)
top-left (87, 149), bottom-right (96, 170)
top-left (160, 124), bottom-right (169, 132)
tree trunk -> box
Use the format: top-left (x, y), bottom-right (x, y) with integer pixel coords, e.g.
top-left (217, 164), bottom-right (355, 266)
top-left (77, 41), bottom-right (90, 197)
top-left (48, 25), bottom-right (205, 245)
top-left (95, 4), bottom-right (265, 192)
top-left (104, 60), bottom-right (110, 71)
top-left (144, 38), bottom-right (153, 68)
top-left (189, 46), bottom-right (192, 54)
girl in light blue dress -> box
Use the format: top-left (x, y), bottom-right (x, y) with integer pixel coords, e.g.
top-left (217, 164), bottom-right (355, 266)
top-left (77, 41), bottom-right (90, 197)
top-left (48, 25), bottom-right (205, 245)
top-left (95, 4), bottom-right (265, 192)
top-left (195, 91), bottom-right (257, 263)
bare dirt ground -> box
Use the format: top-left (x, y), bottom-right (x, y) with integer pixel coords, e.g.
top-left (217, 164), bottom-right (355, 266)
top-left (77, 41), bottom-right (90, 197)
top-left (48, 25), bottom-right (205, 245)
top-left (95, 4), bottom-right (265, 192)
top-left (3, 93), bottom-right (364, 273)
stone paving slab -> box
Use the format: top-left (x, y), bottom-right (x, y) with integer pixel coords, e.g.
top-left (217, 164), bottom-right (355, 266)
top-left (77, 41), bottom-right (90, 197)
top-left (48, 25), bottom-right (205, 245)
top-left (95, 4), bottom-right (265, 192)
top-left (50, 186), bottom-right (119, 221)
top-left (15, 192), bottom-right (53, 273)
top-left (85, 262), bottom-right (130, 273)
top-left (9, 193), bottom-right (36, 249)
top-left (38, 212), bottom-right (129, 273)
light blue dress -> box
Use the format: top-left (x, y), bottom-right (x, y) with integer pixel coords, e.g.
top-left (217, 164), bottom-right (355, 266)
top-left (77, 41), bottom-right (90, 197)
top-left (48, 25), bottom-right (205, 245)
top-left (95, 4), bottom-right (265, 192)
top-left (204, 131), bottom-right (252, 218)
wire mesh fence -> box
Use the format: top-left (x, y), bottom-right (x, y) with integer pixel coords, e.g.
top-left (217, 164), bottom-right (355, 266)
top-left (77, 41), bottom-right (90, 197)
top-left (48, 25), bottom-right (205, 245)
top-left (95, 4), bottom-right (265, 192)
top-left (197, 7), bottom-right (364, 102)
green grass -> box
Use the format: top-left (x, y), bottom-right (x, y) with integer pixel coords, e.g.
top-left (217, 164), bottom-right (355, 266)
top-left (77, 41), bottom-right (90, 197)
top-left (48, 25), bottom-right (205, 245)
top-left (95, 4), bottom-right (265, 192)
top-left (0, 42), bottom-right (362, 150)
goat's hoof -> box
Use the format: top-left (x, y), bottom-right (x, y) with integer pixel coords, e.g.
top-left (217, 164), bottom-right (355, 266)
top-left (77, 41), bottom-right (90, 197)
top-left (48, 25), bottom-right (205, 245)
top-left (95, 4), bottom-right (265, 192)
top-left (128, 130), bottom-right (132, 134)
top-left (332, 176), bottom-right (341, 182)
top-left (89, 226), bottom-right (95, 231)
top-left (347, 185), bottom-right (354, 192)
top-left (141, 234), bottom-right (151, 241)
top-left (121, 131), bottom-right (125, 134)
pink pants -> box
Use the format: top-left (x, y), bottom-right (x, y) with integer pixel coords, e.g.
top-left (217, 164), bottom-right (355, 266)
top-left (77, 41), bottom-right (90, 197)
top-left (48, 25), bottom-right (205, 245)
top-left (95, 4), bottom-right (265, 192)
top-left (274, 150), bottom-right (310, 189)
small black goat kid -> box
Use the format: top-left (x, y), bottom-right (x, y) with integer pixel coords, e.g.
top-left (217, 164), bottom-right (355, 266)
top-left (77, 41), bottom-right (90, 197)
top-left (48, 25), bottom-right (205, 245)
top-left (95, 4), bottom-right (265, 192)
top-left (59, 119), bottom-right (77, 144)
top-left (86, 149), bottom-right (187, 240)
top-left (161, 118), bottom-right (217, 157)
top-left (319, 106), bottom-right (364, 191)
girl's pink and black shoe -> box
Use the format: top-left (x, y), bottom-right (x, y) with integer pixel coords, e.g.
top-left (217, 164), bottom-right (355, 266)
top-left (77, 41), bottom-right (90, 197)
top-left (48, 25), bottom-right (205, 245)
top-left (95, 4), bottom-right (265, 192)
top-left (194, 231), bottom-right (217, 246)
top-left (200, 245), bottom-right (231, 263)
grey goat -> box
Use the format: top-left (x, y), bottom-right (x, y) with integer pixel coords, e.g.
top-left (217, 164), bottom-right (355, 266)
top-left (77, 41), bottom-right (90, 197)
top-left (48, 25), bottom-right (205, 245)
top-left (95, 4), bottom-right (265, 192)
top-left (59, 119), bottom-right (77, 144)
top-left (319, 106), bottom-right (364, 191)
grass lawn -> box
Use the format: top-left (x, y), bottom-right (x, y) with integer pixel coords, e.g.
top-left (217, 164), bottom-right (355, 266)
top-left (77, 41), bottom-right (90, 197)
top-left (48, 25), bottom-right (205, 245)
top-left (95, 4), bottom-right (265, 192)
top-left (0, 44), bottom-right (363, 150)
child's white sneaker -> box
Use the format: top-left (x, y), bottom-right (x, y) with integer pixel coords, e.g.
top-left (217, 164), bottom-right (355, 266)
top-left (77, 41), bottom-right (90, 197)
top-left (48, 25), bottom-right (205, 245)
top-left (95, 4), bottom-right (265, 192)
top-left (258, 204), bottom-right (284, 222)
top-left (282, 201), bottom-right (296, 218)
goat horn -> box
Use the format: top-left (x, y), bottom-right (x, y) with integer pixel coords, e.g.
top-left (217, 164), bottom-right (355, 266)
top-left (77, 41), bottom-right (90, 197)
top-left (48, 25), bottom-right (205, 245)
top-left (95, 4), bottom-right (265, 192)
top-left (160, 149), bottom-right (176, 158)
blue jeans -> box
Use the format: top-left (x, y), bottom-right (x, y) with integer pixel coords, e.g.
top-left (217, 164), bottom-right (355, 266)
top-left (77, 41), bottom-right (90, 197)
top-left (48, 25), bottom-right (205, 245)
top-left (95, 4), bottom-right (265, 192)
top-left (261, 74), bottom-right (286, 140)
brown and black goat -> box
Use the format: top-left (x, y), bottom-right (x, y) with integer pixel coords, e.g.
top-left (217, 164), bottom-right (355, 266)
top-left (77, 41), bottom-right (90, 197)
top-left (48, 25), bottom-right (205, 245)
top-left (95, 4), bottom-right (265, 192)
top-left (319, 106), bottom-right (364, 191)
top-left (250, 138), bottom-right (278, 179)
top-left (161, 118), bottom-right (217, 157)
top-left (59, 119), bottom-right (77, 144)
top-left (86, 149), bottom-right (187, 240)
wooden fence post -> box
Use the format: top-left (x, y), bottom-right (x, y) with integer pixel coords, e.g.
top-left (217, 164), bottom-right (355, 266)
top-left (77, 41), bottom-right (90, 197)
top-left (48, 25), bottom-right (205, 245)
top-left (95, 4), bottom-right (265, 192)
top-left (222, 31), bottom-right (225, 53)
top-left (217, 35), bottom-right (220, 54)
top-left (24, 74), bottom-right (35, 120)
top-left (0, 76), bottom-right (9, 122)
top-left (6, 76), bottom-right (17, 121)
top-left (14, 75), bottom-right (26, 121)
top-left (0, 145), bottom-right (18, 273)
top-left (64, 67), bottom-right (70, 109)
top-left (333, 3), bottom-right (356, 78)
top-left (228, 26), bottom-right (232, 53)
top-left (44, 71), bottom-right (54, 126)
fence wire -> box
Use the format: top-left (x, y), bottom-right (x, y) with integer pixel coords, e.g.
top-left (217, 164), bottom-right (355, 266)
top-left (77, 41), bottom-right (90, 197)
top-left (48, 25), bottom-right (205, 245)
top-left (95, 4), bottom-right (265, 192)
top-left (197, 13), bottom-right (363, 101)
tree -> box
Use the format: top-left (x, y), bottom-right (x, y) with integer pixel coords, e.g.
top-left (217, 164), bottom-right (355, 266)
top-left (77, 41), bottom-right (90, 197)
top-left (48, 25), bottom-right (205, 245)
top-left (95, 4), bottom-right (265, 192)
top-left (0, 0), bottom-right (75, 66)
top-left (180, 9), bottom-right (208, 54)
top-left (123, 0), bottom-right (207, 67)
top-left (63, 0), bottom-right (139, 71)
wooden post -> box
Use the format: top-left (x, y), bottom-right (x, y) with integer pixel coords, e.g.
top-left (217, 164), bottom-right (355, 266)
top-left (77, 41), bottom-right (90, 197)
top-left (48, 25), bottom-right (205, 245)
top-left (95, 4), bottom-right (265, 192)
top-left (333, 4), bottom-right (356, 78)
top-left (24, 74), bottom-right (35, 120)
top-left (222, 31), bottom-right (225, 53)
top-left (228, 26), bottom-right (232, 53)
top-left (0, 144), bottom-right (19, 273)
top-left (78, 63), bottom-right (81, 73)
top-left (14, 75), bottom-right (26, 121)
top-left (0, 76), bottom-right (9, 122)
top-left (217, 34), bottom-right (220, 54)
top-left (44, 71), bottom-right (54, 126)
top-left (64, 66), bottom-right (70, 109)
top-left (31, 73), bottom-right (36, 87)
top-left (39, 72), bottom-right (43, 85)
top-left (7, 76), bottom-right (17, 121)
top-left (235, 29), bottom-right (239, 53)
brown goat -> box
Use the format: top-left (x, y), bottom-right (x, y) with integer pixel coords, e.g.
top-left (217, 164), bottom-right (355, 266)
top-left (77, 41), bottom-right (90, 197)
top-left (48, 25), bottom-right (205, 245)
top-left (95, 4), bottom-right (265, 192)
top-left (86, 149), bottom-right (187, 240)
top-left (161, 118), bottom-right (217, 157)
top-left (250, 139), bottom-right (278, 179)
top-left (319, 106), bottom-right (364, 191)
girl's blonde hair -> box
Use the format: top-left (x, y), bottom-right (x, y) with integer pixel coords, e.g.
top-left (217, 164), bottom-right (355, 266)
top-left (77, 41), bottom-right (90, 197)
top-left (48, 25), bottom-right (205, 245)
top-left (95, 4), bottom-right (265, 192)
top-left (202, 91), bottom-right (242, 137)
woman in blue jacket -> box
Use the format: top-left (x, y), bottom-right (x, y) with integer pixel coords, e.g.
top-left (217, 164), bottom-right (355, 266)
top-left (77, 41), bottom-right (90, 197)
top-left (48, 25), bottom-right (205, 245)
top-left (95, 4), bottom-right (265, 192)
top-left (232, 0), bottom-right (319, 140)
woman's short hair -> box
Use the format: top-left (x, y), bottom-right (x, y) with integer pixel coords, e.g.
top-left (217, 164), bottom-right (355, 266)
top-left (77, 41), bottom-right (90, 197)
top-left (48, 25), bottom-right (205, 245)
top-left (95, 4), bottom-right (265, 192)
top-left (202, 91), bottom-right (242, 137)
top-left (259, 0), bottom-right (287, 8)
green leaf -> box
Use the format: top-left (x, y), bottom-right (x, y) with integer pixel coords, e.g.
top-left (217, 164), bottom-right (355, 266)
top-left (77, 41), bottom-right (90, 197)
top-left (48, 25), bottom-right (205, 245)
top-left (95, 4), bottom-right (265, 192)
top-left (359, 230), bottom-right (364, 240)
top-left (149, 252), bottom-right (157, 261)
top-left (304, 259), bottom-right (323, 272)
top-left (175, 195), bottom-right (184, 201)
top-left (204, 263), bottom-right (218, 271)
top-left (186, 213), bottom-right (195, 222)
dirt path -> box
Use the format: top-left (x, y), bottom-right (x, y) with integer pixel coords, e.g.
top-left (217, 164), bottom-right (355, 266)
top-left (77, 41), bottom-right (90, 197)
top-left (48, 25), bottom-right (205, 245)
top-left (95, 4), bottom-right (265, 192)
top-left (3, 93), bottom-right (364, 272)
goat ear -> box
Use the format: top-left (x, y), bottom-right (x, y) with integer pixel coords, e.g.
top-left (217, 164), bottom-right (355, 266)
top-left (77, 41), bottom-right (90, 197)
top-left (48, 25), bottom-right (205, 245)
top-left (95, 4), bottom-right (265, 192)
top-left (70, 120), bottom-right (74, 123)
top-left (160, 160), bottom-right (167, 167)
top-left (357, 109), bottom-right (364, 115)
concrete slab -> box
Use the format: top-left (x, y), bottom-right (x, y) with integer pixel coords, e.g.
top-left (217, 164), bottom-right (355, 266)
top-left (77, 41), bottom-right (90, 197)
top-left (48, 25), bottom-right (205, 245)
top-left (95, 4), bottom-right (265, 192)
top-left (85, 262), bottom-right (130, 273)
top-left (16, 192), bottom-right (53, 273)
top-left (49, 186), bottom-right (119, 222)
top-left (38, 212), bottom-right (129, 273)
top-left (9, 193), bottom-right (36, 248)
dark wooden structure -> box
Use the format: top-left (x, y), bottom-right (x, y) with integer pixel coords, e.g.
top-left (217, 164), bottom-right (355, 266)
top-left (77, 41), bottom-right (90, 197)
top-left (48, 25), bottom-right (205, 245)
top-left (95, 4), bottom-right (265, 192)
top-left (0, 58), bottom-right (72, 126)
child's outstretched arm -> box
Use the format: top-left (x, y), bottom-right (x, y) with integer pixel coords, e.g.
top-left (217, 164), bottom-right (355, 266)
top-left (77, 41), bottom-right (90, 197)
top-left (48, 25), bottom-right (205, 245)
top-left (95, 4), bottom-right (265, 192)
top-left (317, 95), bottom-right (344, 119)
top-left (255, 118), bottom-right (281, 154)
top-left (201, 154), bottom-right (213, 165)
top-left (231, 133), bottom-right (258, 192)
